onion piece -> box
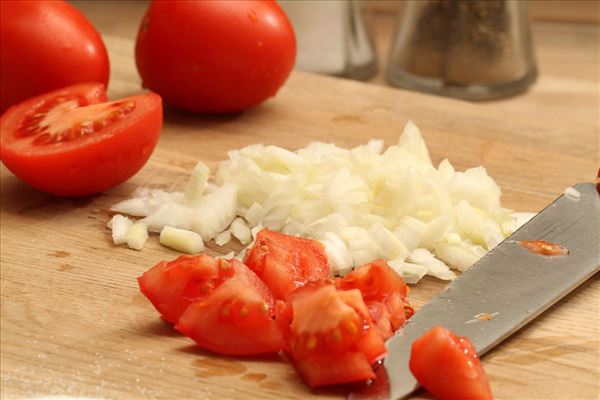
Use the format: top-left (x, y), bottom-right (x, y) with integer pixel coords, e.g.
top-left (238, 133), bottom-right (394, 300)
top-left (159, 226), bottom-right (204, 254)
top-left (185, 161), bottom-right (210, 203)
top-left (230, 217), bottom-right (252, 244)
top-left (126, 222), bottom-right (149, 251)
top-left (215, 230), bottom-right (232, 246)
top-left (407, 248), bottom-right (456, 281)
top-left (190, 183), bottom-right (238, 241)
top-left (110, 214), bottom-right (133, 245)
top-left (387, 260), bottom-right (429, 284)
top-left (107, 121), bottom-right (524, 283)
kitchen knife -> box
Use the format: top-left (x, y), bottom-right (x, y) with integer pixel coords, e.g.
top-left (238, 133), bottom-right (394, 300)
top-left (349, 182), bottom-right (600, 400)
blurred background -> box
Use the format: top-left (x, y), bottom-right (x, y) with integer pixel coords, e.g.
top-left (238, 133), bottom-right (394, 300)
top-left (69, 0), bottom-right (598, 119)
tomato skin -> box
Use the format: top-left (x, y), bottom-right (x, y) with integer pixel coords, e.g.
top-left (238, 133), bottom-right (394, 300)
top-left (135, 0), bottom-right (296, 113)
top-left (244, 228), bottom-right (331, 300)
top-left (293, 352), bottom-right (375, 389)
top-left (0, 0), bottom-right (109, 113)
top-left (0, 83), bottom-right (162, 196)
top-left (175, 260), bottom-right (285, 356)
top-left (409, 326), bottom-right (493, 400)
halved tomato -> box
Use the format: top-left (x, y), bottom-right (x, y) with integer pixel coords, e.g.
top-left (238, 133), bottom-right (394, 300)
top-left (138, 254), bottom-right (234, 324)
top-left (175, 260), bottom-right (285, 356)
top-left (277, 284), bottom-right (387, 387)
top-left (409, 326), bottom-right (493, 400)
top-left (0, 83), bottom-right (162, 196)
top-left (244, 228), bottom-right (331, 300)
top-left (336, 260), bottom-right (414, 340)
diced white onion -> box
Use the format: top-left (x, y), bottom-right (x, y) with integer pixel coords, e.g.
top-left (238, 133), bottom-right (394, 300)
top-left (564, 187), bottom-right (581, 200)
top-left (140, 202), bottom-right (195, 232)
top-left (126, 222), bottom-right (149, 251)
top-left (190, 183), bottom-right (238, 241)
top-left (407, 248), bottom-right (456, 281)
top-left (159, 226), bottom-right (204, 254)
top-left (185, 161), bottom-right (210, 203)
top-left (230, 217), bottom-right (252, 244)
top-left (215, 230), bottom-right (232, 246)
top-left (387, 259), bottom-right (429, 284)
top-left (109, 214), bottom-right (133, 245)
top-left (108, 121), bottom-right (526, 283)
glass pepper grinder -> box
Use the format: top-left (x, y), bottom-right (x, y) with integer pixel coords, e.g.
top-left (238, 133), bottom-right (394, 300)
top-left (387, 0), bottom-right (537, 100)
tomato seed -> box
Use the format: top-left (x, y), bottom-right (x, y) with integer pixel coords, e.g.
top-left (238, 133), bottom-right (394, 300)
top-left (17, 95), bottom-right (135, 145)
top-left (239, 305), bottom-right (249, 317)
top-left (219, 261), bottom-right (231, 271)
top-left (260, 303), bottom-right (269, 315)
top-left (221, 304), bottom-right (230, 316)
top-left (305, 335), bottom-right (317, 350)
top-left (331, 328), bottom-right (342, 342)
top-left (32, 133), bottom-right (52, 145)
top-left (343, 321), bottom-right (358, 335)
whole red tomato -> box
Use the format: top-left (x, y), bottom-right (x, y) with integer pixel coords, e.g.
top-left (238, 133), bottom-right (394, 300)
top-left (0, 0), bottom-right (110, 114)
top-left (135, 0), bottom-right (296, 113)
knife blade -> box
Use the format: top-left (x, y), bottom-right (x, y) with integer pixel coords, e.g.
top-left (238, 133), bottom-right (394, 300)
top-left (349, 182), bottom-right (600, 400)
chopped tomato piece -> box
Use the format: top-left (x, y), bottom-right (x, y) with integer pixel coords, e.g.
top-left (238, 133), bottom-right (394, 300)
top-left (244, 228), bottom-right (331, 300)
top-left (519, 240), bottom-right (569, 257)
top-left (278, 285), bottom-right (387, 387)
top-left (336, 260), bottom-right (413, 339)
top-left (293, 352), bottom-right (375, 389)
top-left (175, 260), bottom-right (285, 356)
top-left (137, 254), bottom-right (233, 324)
top-left (409, 326), bottom-right (493, 400)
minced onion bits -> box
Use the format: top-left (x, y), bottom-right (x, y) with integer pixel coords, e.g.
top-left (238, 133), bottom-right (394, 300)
top-left (108, 121), bottom-right (534, 283)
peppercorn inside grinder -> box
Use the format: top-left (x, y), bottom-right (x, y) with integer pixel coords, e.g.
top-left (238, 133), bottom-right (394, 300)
top-left (387, 0), bottom-right (537, 100)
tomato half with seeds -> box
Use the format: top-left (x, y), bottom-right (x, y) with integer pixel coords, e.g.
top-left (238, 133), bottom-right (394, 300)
top-left (409, 326), bottom-right (493, 400)
top-left (176, 260), bottom-right (285, 356)
top-left (277, 284), bottom-right (387, 387)
top-left (0, 83), bottom-right (162, 196)
top-left (244, 228), bottom-right (331, 300)
top-left (138, 254), bottom-right (234, 324)
top-left (336, 260), bottom-right (414, 340)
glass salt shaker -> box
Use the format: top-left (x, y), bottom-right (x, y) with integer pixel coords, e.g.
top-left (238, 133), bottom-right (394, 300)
top-left (387, 0), bottom-right (537, 100)
top-left (279, 0), bottom-right (377, 80)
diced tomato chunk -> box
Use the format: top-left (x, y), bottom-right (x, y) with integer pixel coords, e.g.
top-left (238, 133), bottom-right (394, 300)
top-left (409, 326), bottom-right (493, 400)
top-left (293, 352), bottom-right (375, 388)
top-left (278, 284), bottom-right (387, 387)
top-left (138, 254), bottom-right (233, 324)
top-left (336, 260), bottom-right (413, 340)
top-left (244, 228), bottom-right (331, 300)
top-left (175, 260), bottom-right (285, 355)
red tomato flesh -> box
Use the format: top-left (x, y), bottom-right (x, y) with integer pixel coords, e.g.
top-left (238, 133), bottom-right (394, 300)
top-left (336, 260), bottom-right (414, 340)
top-left (278, 284), bottom-right (387, 387)
top-left (1, 0), bottom-right (109, 113)
top-left (0, 83), bottom-right (162, 196)
top-left (244, 228), bottom-right (331, 300)
top-left (138, 254), bottom-right (234, 324)
top-left (409, 326), bottom-right (493, 400)
top-left (175, 260), bottom-right (285, 356)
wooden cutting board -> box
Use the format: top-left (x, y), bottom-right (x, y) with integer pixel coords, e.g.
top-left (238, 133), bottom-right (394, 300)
top-left (1, 19), bottom-right (598, 400)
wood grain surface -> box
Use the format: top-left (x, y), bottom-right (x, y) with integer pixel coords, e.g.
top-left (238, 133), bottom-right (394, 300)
top-left (1, 2), bottom-right (599, 399)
